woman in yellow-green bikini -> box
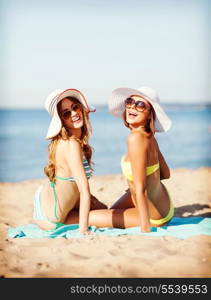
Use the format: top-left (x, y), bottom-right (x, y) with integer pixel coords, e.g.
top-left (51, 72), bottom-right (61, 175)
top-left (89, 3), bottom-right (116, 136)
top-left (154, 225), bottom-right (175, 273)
top-left (33, 88), bottom-right (106, 234)
top-left (107, 86), bottom-right (174, 232)
top-left (69, 86), bottom-right (174, 233)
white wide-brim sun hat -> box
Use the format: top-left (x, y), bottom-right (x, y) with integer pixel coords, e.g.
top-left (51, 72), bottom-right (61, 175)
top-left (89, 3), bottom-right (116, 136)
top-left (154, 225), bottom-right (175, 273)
top-left (45, 88), bottom-right (96, 139)
top-left (108, 86), bottom-right (172, 132)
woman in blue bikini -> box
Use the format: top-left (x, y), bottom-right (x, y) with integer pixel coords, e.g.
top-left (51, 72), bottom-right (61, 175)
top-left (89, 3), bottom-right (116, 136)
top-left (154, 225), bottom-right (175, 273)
top-left (33, 88), bottom-right (106, 234)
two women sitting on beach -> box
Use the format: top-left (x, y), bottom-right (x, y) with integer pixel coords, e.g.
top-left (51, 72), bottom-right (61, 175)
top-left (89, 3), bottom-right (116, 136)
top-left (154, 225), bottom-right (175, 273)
top-left (33, 87), bottom-right (173, 234)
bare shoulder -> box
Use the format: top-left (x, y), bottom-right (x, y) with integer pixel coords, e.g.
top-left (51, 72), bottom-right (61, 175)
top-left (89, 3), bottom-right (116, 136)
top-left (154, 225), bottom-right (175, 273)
top-left (127, 131), bottom-right (149, 148)
top-left (67, 137), bottom-right (82, 152)
top-left (58, 137), bottom-right (82, 155)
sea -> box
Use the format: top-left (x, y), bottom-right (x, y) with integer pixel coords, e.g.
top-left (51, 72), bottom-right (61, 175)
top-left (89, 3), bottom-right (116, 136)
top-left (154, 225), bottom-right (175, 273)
top-left (0, 104), bottom-right (211, 182)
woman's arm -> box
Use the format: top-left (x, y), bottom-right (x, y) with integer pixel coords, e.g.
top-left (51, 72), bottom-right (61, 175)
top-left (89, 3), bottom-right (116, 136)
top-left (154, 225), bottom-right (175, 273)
top-left (128, 132), bottom-right (151, 232)
top-left (154, 139), bottom-right (170, 180)
top-left (65, 139), bottom-right (91, 234)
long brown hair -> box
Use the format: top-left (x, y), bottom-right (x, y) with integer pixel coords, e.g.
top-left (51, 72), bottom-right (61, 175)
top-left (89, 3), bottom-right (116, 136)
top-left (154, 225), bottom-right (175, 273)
top-left (44, 97), bottom-right (93, 182)
top-left (123, 102), bottom-right (156, 136)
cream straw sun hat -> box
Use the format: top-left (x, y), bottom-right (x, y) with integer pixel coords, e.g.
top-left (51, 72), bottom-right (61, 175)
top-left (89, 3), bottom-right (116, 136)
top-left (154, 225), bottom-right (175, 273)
top-left (45, 88), bottom-right (96, 139)
top-left (108, 86), bottom-right (172, 132)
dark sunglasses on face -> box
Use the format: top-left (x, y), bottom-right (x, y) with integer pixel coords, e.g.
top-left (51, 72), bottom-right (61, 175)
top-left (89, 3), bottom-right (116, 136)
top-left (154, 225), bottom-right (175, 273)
top-left (61, 103), bottom-right (81, 120)
top-left (125, 97), bottom-right (151, 112)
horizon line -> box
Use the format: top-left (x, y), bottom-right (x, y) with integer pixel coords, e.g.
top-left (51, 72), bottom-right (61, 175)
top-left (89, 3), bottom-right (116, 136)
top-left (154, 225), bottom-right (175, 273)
top-left (0, 101), bottom-right (211, 110)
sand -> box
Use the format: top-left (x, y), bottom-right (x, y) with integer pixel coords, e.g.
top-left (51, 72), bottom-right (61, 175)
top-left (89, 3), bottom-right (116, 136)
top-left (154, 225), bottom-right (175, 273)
top-left (0, 168), bottom-right (211, 278)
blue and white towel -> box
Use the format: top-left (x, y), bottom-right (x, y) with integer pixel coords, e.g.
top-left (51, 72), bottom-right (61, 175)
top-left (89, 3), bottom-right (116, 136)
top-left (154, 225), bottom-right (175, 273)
top-left (8, 217), bottom-right (211, 240)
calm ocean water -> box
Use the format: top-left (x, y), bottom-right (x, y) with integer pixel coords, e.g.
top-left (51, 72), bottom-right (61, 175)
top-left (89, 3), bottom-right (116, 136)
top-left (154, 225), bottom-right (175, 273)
top-left (0, 104), bottom-right (211, 182)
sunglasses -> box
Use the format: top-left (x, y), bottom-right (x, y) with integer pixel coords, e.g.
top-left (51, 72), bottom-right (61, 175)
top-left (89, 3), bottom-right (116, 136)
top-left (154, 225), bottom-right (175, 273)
top-left (61, 104), bottom-right (81, 120)
top-left (125, 97), bottom-right (151, 112)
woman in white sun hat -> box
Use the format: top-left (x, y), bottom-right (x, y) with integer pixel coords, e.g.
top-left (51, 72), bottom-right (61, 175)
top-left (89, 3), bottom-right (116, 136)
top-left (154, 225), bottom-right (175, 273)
top-left (69, 86), bottom-right (174, 233)
top-left (33, 88), bottom-right (106, 234)
top-left (105, 86), bottom-right (173, 232)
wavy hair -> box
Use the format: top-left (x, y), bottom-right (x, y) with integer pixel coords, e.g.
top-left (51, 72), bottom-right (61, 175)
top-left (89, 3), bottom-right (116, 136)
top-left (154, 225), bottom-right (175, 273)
top-left (44, 97), bottom-right (93, 182)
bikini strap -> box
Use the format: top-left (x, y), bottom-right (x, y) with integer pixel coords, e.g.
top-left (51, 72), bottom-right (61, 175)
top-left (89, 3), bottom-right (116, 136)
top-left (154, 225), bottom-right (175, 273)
top-left (55, 175), bottom-right (74, 181)
top-left (50, 181), bottom-right (59, 220)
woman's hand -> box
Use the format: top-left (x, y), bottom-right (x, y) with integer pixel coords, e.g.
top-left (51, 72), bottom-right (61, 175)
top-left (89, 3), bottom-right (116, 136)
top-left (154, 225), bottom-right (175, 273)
top-left (141, 223), bottom-right (151, 233)
top-left (141, 216), bottom-right (151, 232)
top-left (79, 228), bottom-right (94, 235)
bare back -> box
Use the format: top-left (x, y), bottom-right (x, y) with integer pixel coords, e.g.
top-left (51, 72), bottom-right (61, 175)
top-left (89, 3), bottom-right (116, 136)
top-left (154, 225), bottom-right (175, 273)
top-left (40, 139), bottom-right (81, 223)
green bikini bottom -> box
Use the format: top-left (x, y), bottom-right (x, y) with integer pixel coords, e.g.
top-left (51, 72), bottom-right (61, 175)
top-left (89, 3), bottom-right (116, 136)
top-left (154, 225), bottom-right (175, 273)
top-left (33, 185), bottom-right (65, 230)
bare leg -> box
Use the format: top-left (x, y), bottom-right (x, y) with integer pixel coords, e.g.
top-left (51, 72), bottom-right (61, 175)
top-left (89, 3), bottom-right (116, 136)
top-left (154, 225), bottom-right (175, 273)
top-left (64, 211), bottom-right (80, 225)
top-left (64, 189), bottom-right (170, 228)
top-left (65, 208), bottom-right (140, 228)
top-left (89, 208), bottom-right (140, 228)
top-left (64, 206), bottom-right (167, 228)
top-left (110, 189), bottom-right (135, 209)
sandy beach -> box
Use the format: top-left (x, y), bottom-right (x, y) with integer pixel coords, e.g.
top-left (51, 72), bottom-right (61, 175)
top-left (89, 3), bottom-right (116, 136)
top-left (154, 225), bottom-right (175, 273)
top-left (0, 168), bottom-right (211, 278)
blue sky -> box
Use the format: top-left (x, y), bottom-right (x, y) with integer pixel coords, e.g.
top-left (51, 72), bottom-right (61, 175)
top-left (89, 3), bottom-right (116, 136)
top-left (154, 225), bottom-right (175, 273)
top-left (1, 0), bottom-right (211, 108)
